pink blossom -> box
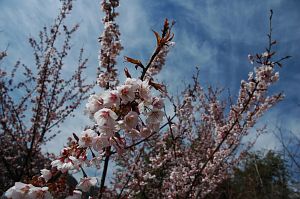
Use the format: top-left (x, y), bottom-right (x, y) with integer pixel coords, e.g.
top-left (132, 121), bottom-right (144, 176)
top-left (78, 129), bottom-right (97, 148)
top-left (93, 134), bottom-right (111, 151)
top-left (140, 127), bottom-right (152, 138)
top-left (102, 90), bottom-right (120, 107)
top-left (146, 109), bottom-right (164, 124)
top-left (123, 111), bottom-right (138, 130)
top-left (76, 177), bottom-right (97, 192)
top-left (94, 108), bottom-right (118, 135)
top-left (5, 182), bottom-right (52, 199)
top-left (94, 108), bottom-right (118, 126)
top-left (117, 84), bottom-right (136, 103)
top-left (152, 97), bottom-right (164, 109)
top-left (85, 94), bottom-right (104, 116)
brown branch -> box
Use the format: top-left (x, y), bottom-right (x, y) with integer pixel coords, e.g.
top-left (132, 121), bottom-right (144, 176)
top-left (98, 146), bottom-right (111, 199)
top-left (140, 45), bottom-right (163, 81)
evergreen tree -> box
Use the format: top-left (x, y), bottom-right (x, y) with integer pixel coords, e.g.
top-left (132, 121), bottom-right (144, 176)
top-left (209, 151), bottom-right (297, 199)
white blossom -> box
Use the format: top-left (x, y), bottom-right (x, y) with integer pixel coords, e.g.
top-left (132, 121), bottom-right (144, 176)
top-left (85, 94), bottom-right (104, 116)
top-left (51, 156), bottom-right (80, 173)
top-left (123, 111), bottom-right (138, 130)
top-left (125, 78), bottom-right (141, 90)
top-left (139, 80), bottom-right (152, 102)
top-left (102, 90), bottom-right (120, 107)
top-left (94, 108), bottom-right (118, 136)
top-left (78, 129), bottom-right (97, 147)
top-left (5, 182), bottom-right (52, 199)
top-left (117, 84), bottom-right (136, 103)
top-left (146, 109), bottom-right (164, 124)
top-left (93, 134), bottom-right (111, 151)
top-left (152, 97), bottom-right (164, 109)
top-left (76, 177), bottom-right (97, 192)
top-left (27, 186), bottom-right (52, 199)
top-left (40, 169), bottom-right (52, 182)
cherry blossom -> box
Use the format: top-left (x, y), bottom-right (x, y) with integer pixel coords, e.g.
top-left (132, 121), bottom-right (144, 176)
top-left (152, 97), bottom-right (165, 109)
top-left (5, 182), bottom-right (52, 199)
top-left (93, 134), bottom-right (111, 151)
top-left (146, 109), bottom-right (164, 124)
top-left (140, 127), bottom-right (152, 138)
top-left (40, 169), bottom-right (52, 182)
top-left (102, 90), bottom-right (120, 107)
top-left (117, 84), bottom-right (136, 103)
top-left (123, 111), bottom-right (139, 130)
top-left (94, 108), bottom-right (118, 136)
top-left (76, 177), bottom-right (97, 192)
top-left (85, 94), bottom-right (104, 117)
top-left (78, 129), bottom-right (97, 148)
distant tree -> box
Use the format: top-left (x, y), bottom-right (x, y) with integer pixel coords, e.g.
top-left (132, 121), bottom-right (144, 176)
top-left (208, 151), bottom-right (297, 199)
top-left (270, 124), bottom-right (300, 198)
top-left (0, 0), bottom-right (94, 195)
top-left (273, 126), bottom-right (300, 179)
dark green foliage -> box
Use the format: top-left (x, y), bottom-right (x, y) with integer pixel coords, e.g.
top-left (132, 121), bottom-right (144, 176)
top-left (208, 151), bottom-right (299, 199)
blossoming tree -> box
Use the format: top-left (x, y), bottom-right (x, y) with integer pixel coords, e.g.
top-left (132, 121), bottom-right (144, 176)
top-left (2, 0), bottom-right (290, 198)
top-left (0, 0), bottom-right (94, 196)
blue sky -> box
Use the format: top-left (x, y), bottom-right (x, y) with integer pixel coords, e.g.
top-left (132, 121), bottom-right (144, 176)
top-left (1, 0), bottom-right (300, 173)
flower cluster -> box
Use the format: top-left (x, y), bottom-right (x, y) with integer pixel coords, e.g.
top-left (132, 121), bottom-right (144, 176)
top-left (147, 41), bottom-right (175, 76)
top-left (97, 0), bottom-right (123, 88)
top-left (5, 182), bottom-right (52, 199)
top-left (85, 77), bottom-right (164, 152)
top-left (5, 179), bottom-right (86, 199)
top-left (15, 76), bottom-right (165, 197)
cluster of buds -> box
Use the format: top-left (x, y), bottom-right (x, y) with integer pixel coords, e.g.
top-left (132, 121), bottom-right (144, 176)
top-left (147, 19), bottom-right (175, 76)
